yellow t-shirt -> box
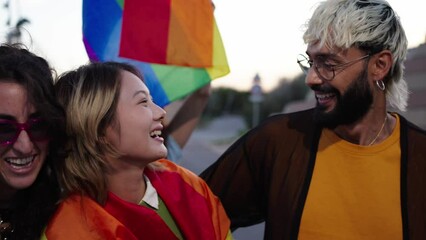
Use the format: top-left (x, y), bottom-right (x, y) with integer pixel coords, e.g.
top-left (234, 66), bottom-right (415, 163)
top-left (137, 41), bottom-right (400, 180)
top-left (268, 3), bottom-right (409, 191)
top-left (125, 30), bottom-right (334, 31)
top-left (299, 115), bottom-right (402, 240)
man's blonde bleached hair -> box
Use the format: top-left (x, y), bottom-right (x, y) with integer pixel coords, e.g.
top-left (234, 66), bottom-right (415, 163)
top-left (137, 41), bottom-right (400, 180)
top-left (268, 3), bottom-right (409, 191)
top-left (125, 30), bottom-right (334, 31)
top-left (303, 0), bottom-right (409, 111)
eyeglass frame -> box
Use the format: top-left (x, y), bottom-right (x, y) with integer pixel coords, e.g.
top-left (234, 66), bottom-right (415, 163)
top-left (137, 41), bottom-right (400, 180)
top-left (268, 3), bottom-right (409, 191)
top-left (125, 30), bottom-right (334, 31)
top-left (297, 53), bottom-right (370, 81)
top-left (0, 118), bottom-right (50, 146)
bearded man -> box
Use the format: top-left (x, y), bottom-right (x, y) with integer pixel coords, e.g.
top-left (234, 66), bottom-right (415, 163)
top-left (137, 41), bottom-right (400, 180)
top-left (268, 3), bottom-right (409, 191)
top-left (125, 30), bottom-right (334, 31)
top-left (200, 0), bottom-right (426, 239)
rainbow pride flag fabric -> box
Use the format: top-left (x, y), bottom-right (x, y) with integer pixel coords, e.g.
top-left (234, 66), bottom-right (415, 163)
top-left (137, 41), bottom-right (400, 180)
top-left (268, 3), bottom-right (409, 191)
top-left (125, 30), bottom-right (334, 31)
top-left (83, 0), bottom-right (230, 107)
top-left (42, 159), bottom-right (232, 239)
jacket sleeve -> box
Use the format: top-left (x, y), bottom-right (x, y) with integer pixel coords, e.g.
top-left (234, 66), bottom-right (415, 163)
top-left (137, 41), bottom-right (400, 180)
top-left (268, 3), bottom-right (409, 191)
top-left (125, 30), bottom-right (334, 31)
top-left (200, 127), bottom-right (268, 229)
top-left (200, 110), bottom-right (318, 231)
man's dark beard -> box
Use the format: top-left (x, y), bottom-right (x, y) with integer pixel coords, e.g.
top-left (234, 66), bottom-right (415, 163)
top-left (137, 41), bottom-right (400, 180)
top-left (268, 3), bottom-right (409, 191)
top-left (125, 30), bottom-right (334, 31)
top-left (313, 67), bottom-right (373, 129)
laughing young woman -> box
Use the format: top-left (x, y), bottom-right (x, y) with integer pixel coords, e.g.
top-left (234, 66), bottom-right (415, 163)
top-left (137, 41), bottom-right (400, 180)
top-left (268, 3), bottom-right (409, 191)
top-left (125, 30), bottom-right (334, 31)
top-left (44, 62), bottom-right (232, 240)
top-left (0, 44), bottom-right (65, 240)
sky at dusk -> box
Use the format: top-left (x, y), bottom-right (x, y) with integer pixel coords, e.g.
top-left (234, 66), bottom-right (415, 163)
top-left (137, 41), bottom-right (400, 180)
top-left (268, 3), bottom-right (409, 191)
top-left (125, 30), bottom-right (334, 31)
top-left (1, 0), bottom-right (425, 92)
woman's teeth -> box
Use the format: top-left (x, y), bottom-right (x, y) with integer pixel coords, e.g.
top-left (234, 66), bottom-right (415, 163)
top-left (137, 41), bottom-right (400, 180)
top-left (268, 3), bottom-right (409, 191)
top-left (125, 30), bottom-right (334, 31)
top-left (5, 156), bottom-right (34, 167)
top-left (150, 130), bottom-right (162, 138)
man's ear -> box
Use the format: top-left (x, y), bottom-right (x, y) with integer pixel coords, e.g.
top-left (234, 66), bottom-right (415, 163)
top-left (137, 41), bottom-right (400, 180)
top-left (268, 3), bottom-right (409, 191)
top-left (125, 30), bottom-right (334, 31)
top-left (371, 50), bottom-right (393, 81)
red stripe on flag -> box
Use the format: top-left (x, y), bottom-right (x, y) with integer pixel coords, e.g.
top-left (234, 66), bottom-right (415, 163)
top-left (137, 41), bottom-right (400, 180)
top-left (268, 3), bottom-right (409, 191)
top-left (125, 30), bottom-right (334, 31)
top-left (145, 168), bottom-right (218, 239)
top-left (120, 0), bottom-right (170, 64)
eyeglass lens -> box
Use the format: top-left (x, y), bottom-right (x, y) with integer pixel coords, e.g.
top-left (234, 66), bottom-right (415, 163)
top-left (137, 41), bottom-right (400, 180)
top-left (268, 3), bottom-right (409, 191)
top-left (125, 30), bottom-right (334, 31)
top-left (0, 118), bottom-right (50, 146)
top-left (297, 54), bottom-right (335, 80)
top-left (297, 54), bottom-right (370, 81)
top-left (297, 55), bottom-right (311, 74)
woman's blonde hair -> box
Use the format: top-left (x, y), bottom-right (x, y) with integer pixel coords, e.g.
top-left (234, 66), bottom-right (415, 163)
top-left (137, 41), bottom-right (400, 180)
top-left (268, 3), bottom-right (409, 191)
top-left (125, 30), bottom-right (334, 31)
top-left (303, 0), bottom-right (408, 111)
top-left (55, 62), bottom-right (161, 204)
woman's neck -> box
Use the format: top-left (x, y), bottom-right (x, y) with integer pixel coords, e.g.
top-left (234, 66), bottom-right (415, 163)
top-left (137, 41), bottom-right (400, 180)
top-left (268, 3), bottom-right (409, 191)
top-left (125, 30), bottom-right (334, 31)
top-left (107, 167), bottom-right (147, 204)
top-left (0, 185), bottom-right (18, 209)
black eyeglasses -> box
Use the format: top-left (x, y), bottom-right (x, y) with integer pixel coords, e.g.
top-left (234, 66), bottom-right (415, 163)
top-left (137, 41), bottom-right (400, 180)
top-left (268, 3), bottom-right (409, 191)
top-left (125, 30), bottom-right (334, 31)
top-left (0, 118), bottom-right (50, 146)
top-left (297, 54), bottom-right (370, 81)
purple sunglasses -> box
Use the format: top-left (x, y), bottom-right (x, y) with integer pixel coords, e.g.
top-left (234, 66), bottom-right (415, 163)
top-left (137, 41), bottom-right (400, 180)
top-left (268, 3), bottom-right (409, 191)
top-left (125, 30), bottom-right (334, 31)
top-left (0, 118), bottom-right (50, 146)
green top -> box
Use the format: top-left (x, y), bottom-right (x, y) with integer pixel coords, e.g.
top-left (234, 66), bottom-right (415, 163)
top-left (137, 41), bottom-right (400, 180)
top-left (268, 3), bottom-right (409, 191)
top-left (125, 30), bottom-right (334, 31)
top-left (140, 194), bottom-right (184, 240)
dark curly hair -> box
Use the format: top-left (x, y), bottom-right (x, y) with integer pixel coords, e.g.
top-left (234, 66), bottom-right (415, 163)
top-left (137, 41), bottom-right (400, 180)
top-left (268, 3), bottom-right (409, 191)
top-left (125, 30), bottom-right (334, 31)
top-left (0, 43), bottom-right (66, 239)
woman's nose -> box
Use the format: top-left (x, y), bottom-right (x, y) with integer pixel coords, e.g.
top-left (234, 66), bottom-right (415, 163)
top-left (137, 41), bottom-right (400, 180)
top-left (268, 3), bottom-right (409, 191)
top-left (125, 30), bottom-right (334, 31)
top-left (12, 130), bottom-right (35, 154)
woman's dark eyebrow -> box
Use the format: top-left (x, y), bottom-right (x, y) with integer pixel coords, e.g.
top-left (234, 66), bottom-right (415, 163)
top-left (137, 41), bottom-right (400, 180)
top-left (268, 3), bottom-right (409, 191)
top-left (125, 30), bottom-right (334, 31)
top-left (0, 114), bottom-right (15, 120)
top-left (0, 112), bottom-right (42, 121)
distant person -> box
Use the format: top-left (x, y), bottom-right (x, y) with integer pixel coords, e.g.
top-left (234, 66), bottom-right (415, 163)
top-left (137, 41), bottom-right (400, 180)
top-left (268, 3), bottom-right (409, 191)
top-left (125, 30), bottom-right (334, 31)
top-left (163, 0), bottom-right (216, 163)
top-left (44, 62), bottom-right (232, 239)
top-left (200, 0), bottom-right (426, 239)
top-left (0, 44), bottom-right (65, 239)
top-left (163, 83), bottom-right (211, 163)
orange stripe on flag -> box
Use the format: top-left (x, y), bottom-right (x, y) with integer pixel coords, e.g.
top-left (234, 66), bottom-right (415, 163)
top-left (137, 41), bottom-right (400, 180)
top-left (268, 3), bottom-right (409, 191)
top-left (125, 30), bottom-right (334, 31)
top-left (167, 0), bottom-right (213, 67)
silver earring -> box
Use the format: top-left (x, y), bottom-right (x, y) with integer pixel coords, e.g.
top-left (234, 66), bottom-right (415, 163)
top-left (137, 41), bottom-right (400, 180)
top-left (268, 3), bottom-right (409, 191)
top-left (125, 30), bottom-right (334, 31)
top-left (375, 80), bottom-right (386, 91)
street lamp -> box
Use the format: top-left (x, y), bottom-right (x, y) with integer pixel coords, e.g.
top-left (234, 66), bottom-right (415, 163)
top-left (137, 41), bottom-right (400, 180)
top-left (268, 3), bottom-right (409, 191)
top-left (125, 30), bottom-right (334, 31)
top-left (2, 0), bottom-right (30, 44)
top-left (6, 18), bottom-right (30, 44)
top-left (249, 73), bottom-right (263, 128)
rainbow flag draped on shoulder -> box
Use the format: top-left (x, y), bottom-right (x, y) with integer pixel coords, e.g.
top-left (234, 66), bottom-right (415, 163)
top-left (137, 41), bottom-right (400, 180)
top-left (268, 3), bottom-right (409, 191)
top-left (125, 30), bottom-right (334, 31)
top-left (83, 0), bottom-right (230, 107)
top-left (42, 160), bottom-right (232, 239)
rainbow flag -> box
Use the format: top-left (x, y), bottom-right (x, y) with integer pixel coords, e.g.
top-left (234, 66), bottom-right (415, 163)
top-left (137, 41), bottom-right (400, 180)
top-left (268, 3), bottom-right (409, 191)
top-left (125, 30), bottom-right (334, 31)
top-left (82, 0), bottom-right (229, 107)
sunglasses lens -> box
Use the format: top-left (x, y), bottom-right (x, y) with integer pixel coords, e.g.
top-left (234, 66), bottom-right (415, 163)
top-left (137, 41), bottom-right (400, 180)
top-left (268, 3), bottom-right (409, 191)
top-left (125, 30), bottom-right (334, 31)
top-left (28, 119), bottom-right (50, 141)
top-left (0, 122), bottom-right (18, 145)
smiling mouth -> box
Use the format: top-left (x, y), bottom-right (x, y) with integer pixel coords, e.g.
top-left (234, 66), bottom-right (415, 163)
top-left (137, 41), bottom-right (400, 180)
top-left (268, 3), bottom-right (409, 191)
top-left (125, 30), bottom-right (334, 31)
top-left (150, 130), bottom-right (162, 138)
top-left (316, 92), bottom-right (336, 105)
top-left (5, 156), bottom-right (35, 168)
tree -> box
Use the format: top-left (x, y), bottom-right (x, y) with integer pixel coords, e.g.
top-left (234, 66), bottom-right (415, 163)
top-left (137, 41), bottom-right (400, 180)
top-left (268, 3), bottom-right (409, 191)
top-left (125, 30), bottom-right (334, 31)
top-left (201, 73), bottom-right (310, 128)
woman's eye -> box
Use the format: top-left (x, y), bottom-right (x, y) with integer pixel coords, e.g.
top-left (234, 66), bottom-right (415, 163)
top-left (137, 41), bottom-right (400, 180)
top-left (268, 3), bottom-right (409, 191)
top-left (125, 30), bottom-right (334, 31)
top-left (139, 99), bottom-right (148, 105)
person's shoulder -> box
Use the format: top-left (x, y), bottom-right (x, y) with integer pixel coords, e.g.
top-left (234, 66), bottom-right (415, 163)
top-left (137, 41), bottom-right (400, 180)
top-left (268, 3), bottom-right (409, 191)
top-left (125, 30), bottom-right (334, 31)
top-left (156, 159), bottom-right (200, 180)
top-left (407, 122), bottom-right (426, 135)
top-left (57, 194), bottom-right (101, 210)
top-left (397, 113), bottom-right (426, 135)
top-left (254, 108), bottom-right (316, 133)
top-left (155, 159), bottom-right (211, 192)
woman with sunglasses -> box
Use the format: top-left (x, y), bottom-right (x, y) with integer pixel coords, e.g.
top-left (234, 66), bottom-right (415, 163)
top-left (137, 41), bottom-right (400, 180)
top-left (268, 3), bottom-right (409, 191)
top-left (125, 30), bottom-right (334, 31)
top-left (44, 61), bottom-right (232, 239)
top-left (0, 44), bottom-right (65, 240)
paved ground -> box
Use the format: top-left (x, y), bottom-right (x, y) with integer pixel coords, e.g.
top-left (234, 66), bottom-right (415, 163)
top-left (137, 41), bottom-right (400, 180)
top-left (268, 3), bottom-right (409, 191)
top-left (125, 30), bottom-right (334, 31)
top-left (180, 115), bottom-right (265, 240)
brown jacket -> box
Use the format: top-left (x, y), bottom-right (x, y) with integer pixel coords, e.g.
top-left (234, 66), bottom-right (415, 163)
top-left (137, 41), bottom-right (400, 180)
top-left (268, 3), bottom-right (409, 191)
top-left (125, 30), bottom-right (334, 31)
top-left (201, 109), bottom-right (426, 240)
